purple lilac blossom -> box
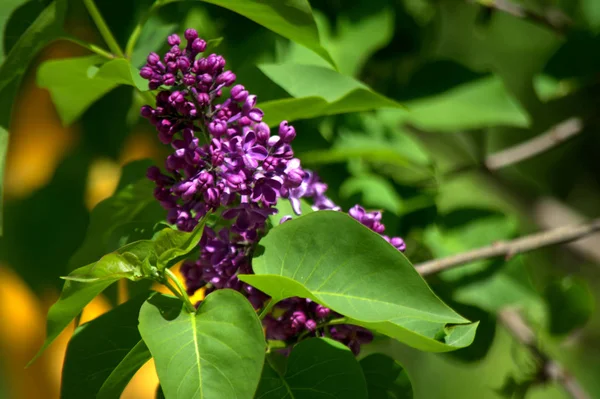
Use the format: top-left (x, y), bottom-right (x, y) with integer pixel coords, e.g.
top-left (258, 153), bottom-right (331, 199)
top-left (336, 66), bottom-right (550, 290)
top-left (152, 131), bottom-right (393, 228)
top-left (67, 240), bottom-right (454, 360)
top-left (141, 29), bottom-right (403, 355)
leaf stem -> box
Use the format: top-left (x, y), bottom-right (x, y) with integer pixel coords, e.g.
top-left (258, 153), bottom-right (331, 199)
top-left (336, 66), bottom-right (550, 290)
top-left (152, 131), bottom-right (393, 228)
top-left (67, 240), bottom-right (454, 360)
top-left (165, 268), bottom-right (196, 313)
top-left (259, 299), bottom-right (277, 320)
top-left (83, 0), bottom-right (125, 58)
top-left (62, 36), bottom-right (114, 59)
top-left (125, 1), bottom-right (161, 58)
top-left (297, 317), bottom-right (348, 341)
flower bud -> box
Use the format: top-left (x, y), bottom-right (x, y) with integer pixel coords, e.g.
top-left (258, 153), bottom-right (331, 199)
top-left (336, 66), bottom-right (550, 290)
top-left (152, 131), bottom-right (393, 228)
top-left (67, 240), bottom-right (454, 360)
top-left (167, 34), bottom-right (181, 46)
top-left (192, 38), bottom-right (207, 53)
top-left (230, 84), bottom-right (248, 102)
top-left (279, 121), bottom-right (296, 143)
top-left (184, 28), bottom-right (198, 41)
top-left (140, 66), bottom-right (154, 79)
top-left (147, 52), bottom-right (160, 65)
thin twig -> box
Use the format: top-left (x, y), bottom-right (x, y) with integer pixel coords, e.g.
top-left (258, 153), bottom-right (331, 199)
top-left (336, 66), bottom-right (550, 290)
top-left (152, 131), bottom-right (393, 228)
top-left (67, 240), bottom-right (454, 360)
top-left (498, 308), bottom-right (591, 399)
top-left (486, 118), bottom-right (583, 170)
top-left (468, 0), bottom-right (572, 33)
top-left (415, 218), bottom-right (600, 276)
top-left (533, 198), bottom-right (600, 264)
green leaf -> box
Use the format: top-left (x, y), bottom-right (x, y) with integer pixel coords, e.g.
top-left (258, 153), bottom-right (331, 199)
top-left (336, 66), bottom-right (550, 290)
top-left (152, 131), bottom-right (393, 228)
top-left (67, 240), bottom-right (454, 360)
top-left (255, 338), bottom-right (368, 399)
top-left (545, 276), bottom-right (594, 336)
top-left (69, 160), bottom-right (165, 269)
top-left (400, 76), bottom-right (530, 131)
top-left (340, 175), bottom-right (402, 215)
top-left (98, 341), bottom-right (152, 399)
top-left (0, 0), bottom-right (31, 63)
top-left (0, 0), bottom-right (67, 235)
top-left (279, 6), bottom-right (394, 77)
top-left (61, 295), bottom-right (151, 399)
top-left (240, 211), bottom-right (477, 352)
top-left (200, 0), bottom-right (334, 66)
top-left (31, 254), bottom-right (144, 365)
top-left (258, 64), bottom-right (403, 125)
top-left (37, 55), bottom-right (118, 125)
top-left (95, 58), bottom-right (149, 91)
top-left (33, 222), bottom-right (205, 363)
top-left (581, 0), bottom-right (600, 33)
top-left (37, 55), bottom-right (147, 125)
top-left (138, 290), bottom-right (266, 399)
top-left (270, 198), bottom-right (313, 225)
top-left (322, 6), bottom-right (394, 77)
top-left (359, 353), bottom-right (413, 399)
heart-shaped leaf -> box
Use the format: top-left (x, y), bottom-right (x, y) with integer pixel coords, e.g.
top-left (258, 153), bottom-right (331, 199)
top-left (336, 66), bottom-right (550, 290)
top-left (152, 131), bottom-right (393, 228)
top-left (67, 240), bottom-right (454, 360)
top-left (255, 338), bottom-right (368, 399)
top-left (138, 290), bottom-right (266, 399)
top-left (240, 211), bottom-right (477, 352)
top-left (61, 295), bottom-right (151, 399)
top-left (359, 354), bottom-right (413, 398)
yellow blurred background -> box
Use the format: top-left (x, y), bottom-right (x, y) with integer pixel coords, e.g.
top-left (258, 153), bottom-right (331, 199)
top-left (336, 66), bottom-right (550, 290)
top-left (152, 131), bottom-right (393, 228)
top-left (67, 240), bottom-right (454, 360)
top-left (0, 40), bottom-right (186, 399)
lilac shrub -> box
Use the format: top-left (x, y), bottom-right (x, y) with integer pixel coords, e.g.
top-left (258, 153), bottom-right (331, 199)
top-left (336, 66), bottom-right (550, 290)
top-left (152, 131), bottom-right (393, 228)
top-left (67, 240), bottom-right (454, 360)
top-left (140, 29), bottom-right (405, 355)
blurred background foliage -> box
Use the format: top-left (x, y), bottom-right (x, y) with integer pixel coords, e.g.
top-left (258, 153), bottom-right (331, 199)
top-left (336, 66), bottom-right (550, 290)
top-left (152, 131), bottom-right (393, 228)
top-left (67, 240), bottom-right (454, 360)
top-left (1, 0), bottom-right (600, 397)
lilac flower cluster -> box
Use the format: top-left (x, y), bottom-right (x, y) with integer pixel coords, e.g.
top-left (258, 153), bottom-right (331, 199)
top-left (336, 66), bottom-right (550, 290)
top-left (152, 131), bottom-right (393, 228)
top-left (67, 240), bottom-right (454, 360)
top-left (141, 30), bottom-right (404, 355)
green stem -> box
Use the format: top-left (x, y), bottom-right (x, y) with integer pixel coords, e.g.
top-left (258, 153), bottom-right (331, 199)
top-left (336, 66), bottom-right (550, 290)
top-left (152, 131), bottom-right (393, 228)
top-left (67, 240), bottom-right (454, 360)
top-left (83, 0), bottom-right (125, 58)
top-left (297, 317), bottom-right (348, 341)
top-left (165, 268), bottom-right (196, 313)
top-left (63, 37), bottom-right (114, 59)
top-left (125, 1), bottom-right (161, 58)
top-left (259, 299), bottom-right (277, 320)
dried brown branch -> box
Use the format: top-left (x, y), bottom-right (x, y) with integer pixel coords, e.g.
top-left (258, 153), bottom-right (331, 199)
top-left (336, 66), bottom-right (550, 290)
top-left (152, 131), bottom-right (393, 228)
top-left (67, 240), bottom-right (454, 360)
top-left (498, 308), bottom-right (591, 399)
top-left (415, 218), bottom-right (600, 276)
top-left (486, 118), bottom-right (583, 170)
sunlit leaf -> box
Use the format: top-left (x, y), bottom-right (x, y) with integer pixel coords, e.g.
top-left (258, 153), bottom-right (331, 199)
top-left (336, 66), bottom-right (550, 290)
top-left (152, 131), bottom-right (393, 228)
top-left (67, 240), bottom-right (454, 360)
top-left (138, 290), bottom-right (265, 399)
top-left (258, 64), bottom-right (403, 125)
top-left (392, 76), bottom-right (530, 131)
top-left (37, 55), bottom-right (147, 125)
top-left (32, 222), bottom-right (205, 363)
top-left (255, 338), bottom-right (368, 399)
top-left (240, 211), bottom-right (477, 352)
top-left (340, 174), bottom-right (402, 215)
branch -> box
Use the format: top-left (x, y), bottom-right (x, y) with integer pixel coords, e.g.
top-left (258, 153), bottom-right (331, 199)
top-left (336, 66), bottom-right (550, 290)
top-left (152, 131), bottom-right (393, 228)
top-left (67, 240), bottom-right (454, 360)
top-left (415, 218), bottom-right (600, 276)
top-left (486, 118), bottom-right (583, 170)
top-left (498, 308), bottom-right (591, 399)
top-left (533, 197), bottom-right (600, 264)
top-left (468, 0), bottom-right (572, 33)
